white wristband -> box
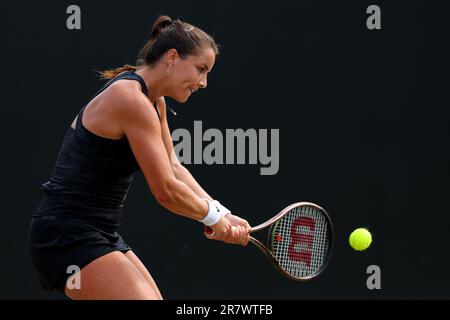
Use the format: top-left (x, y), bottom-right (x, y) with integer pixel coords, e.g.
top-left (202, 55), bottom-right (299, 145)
top-left (212, 200), bottom-right (231, 216)
top-left (199, 199), bottom-right (222, 226)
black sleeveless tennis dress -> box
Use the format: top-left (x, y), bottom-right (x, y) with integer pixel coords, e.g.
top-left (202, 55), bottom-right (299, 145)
top-left (29, 71), bottom-right (158, 292)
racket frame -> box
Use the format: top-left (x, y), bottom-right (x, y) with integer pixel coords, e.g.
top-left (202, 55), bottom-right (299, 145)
top-left (250, 202), bottom-right (334, 281)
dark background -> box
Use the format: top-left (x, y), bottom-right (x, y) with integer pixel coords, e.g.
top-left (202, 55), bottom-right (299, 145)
top-left (2, 0), bottom-right (449, 299)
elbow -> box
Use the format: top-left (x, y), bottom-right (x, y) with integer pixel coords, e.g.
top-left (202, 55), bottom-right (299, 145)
top-left (153, 178), bottom-right (178, 206)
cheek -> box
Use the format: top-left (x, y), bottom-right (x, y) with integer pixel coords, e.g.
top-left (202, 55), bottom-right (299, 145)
top-left (178, 65), bottom-right (199, 80)
top-left (171, 66), bottom-right (197, 91)
top-left (174, 69), bottom-right (192, 85)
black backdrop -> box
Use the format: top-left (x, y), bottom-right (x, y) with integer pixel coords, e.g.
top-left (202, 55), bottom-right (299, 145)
top-left (2, 0), bottom-right (450, 299)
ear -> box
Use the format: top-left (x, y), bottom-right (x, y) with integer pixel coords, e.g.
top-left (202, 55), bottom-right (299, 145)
top-left (166, 49), bottom-right (178, 65)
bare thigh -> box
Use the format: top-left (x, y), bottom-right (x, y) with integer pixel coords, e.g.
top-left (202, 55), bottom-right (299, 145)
top-left (124, 250), bottom-right (163, 299)
top-left (64, 251), bottom-right (159, 300)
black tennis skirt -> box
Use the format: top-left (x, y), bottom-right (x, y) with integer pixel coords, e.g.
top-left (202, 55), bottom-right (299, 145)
top-left (28, 213), bottom-right (132, 293)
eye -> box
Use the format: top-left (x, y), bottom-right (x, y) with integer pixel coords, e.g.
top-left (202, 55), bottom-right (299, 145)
top-left (197, 66), bottom-right (207, 74)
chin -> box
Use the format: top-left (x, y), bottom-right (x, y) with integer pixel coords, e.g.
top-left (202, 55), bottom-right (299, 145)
top-left (173, 96), bottom-right (189, 103)
top-left (173, 93), bottom-right (190, 103)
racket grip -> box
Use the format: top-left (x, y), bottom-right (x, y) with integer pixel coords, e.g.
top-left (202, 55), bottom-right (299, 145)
top-left (204, 226), bottom-right (214, 236)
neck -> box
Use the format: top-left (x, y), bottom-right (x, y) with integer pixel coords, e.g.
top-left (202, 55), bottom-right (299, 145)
top-left (135, 65), bottom-right (167, 102)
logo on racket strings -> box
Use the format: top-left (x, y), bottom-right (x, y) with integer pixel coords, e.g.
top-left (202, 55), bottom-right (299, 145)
top-left (288, 217), bottom-right (316, 267)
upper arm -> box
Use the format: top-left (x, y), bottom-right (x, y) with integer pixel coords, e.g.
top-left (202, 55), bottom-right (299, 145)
top-left (157, 97), bottom-right (182, 169)
top-left (117, 92), bottom-right (176, 201)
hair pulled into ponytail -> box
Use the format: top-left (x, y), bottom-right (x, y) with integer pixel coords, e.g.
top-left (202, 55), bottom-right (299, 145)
top-left (98, 15), bottom-right (219, 80)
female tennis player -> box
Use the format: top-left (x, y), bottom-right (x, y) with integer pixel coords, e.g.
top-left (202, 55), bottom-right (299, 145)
top-left (29, 15), bottom-right (251, 300)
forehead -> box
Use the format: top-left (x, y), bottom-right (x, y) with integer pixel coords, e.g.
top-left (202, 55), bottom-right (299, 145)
top-left (186, 47), bottom-right (216, 68)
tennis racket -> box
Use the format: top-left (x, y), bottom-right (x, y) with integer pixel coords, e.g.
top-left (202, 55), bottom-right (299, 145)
top-left (205, 202), bottom-right (333, 281)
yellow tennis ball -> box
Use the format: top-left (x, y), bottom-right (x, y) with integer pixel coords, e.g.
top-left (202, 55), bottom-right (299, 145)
top-left (349, 228), bottom-right (372, 251)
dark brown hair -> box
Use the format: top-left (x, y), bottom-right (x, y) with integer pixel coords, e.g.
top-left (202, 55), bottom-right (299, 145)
top-left (99, 15), bottom-right (219, 79)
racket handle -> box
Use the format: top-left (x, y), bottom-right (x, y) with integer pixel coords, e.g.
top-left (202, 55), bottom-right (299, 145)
top-left (204, 225), bottom-right (251, 236)
top-left (204, 226), bottom-right (214, 235)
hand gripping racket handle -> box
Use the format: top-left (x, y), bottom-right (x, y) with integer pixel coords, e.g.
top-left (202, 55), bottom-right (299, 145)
top-left (204, 226), bottom-right (260, 245)
top-left (204, 226), bottom-right (276, 262)
top-left (204, 225), bottom-right (245, 237)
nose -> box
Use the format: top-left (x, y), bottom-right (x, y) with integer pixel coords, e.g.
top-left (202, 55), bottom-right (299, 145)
top-left (199, 75), bottom-right (207, 89)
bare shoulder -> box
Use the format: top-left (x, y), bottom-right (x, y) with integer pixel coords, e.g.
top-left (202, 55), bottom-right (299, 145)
top-left (105, 81), bottom-right (160, 135)
top-left (106, 80), bottom-right (149, 112)
top-left (75, 79), bottom-right (159, 140)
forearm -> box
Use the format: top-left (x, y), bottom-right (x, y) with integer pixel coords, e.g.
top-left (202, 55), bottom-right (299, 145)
top-left (157, 178), bottom-right (209, 221)
top-left (172, 164), bottom-right (214, 201)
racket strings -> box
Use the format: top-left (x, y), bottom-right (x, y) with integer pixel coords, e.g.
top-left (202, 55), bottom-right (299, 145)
top-left (271, 205), bottom-right (331, 278)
